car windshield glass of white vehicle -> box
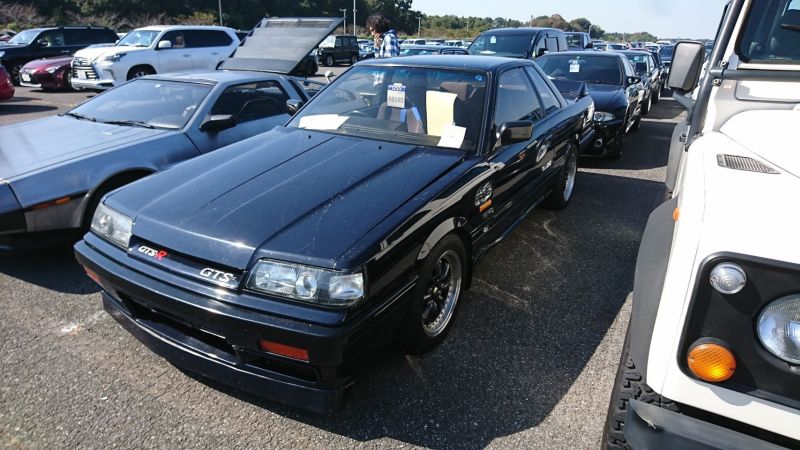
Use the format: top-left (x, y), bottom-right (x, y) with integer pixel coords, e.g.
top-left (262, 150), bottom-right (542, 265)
top-left (117, 30), bottom-right (160, 47)
top-left (289, 66), bottom-right (488, 153)
top-left (739, 0), bottom-right (800, 63)
top-left (538, 54), bottom-right (623, 85)
top-left (67, 79), bottom-right (212, 129)
top-left (468, 33), bottom-right (531, 58)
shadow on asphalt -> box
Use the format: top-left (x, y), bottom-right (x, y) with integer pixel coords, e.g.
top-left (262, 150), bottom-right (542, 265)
top-left (179, 167), bottom-right (667, 449)
top-left (0, 101), bottom-right (58, 115)
top-left (0, 243), bottom-right (99, 295)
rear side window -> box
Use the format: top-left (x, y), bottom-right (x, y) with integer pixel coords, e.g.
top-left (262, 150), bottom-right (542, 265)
top-left (738, 0), bottom-right (800, 63)
top-left (494, 68), bottom-right (544, 131)
top-left (208, 81), bottom-right (289, 124)
top-left (186, 30), bottom-right (233, 48)
top-left (525, 66), bottom-right (561, 114)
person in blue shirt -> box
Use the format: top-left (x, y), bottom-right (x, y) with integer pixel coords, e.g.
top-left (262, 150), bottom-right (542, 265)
top-left (367, 13), bottom-right (399, 58)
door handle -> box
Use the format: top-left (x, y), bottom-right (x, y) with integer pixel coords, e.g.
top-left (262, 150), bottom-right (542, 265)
top-left (182, 54), bottom-right (191, 57)
top-left (61, 50), bottom-right (71, 54)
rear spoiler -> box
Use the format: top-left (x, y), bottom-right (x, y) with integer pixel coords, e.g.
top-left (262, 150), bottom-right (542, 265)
top-left (550, 79), bottom-right (589, 102)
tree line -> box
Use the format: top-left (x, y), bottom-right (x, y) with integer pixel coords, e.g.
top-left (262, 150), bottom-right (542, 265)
top-left (1, 1), bottom-right (660, 42)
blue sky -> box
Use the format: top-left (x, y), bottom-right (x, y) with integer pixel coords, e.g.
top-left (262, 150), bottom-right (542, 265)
top-left (413, 0), bottom-right (730, 38)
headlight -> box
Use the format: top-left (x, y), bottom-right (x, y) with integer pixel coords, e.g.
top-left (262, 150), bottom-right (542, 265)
top-left (100, 53), bottom-right (126, 63)
top-left (757, 294), bottom-right (800, 364)
top-left (247, 259), bottom-right (364, 307)
top-left (0, 51), bottom-right (4, 58)
top-left (593, 111), bottom-right (615, 122)
top-left (90, 203), bottom-right (133, 249)
top-left (45, 66), bottom-right (60, 73)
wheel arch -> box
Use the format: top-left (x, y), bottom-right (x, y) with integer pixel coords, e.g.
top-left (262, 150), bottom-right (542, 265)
top-left (416, 217), bottom-right (474, 289)
top-left (80, 168), bottom-right (155, 225)
top-left (126, 64), bottom-right (156, 80)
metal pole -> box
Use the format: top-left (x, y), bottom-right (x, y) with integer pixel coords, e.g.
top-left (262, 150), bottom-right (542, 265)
top-left (418, 17), bottom-right (421, 37)
top-left (340, 8), bottom-right (347, 33)
top-left (218, 0), bottom-right (223, 26)
top-left (353, 0), bottom-right (357, 35)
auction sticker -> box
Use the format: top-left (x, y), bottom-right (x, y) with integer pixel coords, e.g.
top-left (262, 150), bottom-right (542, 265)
top-left (570, 60), bottom-right (580, 73)
top-left (388, 83), bottom-right (406, 108)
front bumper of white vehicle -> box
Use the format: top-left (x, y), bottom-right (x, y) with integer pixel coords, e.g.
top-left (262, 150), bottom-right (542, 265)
top-left (70, 57), bottom-right (117, 90)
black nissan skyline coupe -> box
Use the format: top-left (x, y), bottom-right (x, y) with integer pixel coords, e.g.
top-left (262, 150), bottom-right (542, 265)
top-left (75, 55), bottom-right (595, 412)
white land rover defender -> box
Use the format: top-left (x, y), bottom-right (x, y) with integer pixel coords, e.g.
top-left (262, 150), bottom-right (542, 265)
top-left (603, 0), bottom-right (800, 448)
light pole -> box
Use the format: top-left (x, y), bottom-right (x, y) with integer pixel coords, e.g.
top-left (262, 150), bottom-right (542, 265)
top-left (418, 17), bottom-right (421, 37)
top-left (340, 8), bottom-right (347, 33)
top-left (353, 0), bottom-right (357, 35)
top-left (218, 0), bottom-right (223, 26)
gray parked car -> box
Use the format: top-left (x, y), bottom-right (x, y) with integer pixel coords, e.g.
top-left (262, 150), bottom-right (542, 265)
top-left (0, 17), bottom-right (341, 253)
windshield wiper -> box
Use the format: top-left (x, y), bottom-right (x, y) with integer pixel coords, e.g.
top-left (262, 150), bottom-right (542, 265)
top-left (62, 112), bottom-right (96, 122)
top-left (584, 80), bottom-right (617, 85)
top-left (101, 119), bottom-right (157, 129)
top-left (781, 24), bottom-right (800, 32)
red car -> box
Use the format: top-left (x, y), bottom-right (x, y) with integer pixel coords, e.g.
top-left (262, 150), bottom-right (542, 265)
top-left (19, 56), bottom-right (73, 91)
top-left (0, 66), bottom-right (14, 100)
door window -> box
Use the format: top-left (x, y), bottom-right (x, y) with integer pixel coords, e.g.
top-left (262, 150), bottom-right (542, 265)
top-left (161, 31), bottom-right (186, 49)
top-left (37, 30), bottom-right (65, 47)
top-left (494, 68), bottom-right (544, 135)
top-left (524, 66), bottom-right (561, 115)
top-left (186, 30), bottom-right (233, 48)
top-left (546, 36), bottom-right (559, 53)
top-left (208, 81), bottom-right (290, 124)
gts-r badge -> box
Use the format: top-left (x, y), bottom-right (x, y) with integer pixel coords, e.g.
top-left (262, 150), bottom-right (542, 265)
top-left (200, 268), bottom-right (236, 284)
top-left (138, 245), bottom-right (168, 261)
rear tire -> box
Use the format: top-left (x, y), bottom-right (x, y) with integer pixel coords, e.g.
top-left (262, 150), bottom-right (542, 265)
top-left (641, 93), bottom-right (652, 115)
top-left (602, 327), bottom-right (680, 449)
top-left (397, 235), bottom-right (467, 355)
top-left (127, 65), bottom-right (155, 80)
top-left (324, 55), bottom-right (335, 67)
top-left (9, 62), bottom-right (23, 85)
top-left (350, 55), bottom-right (358, 65)
top-left (544, 143), bottom-right (578, 210)
top-left (652, 85), bottom-right (661, 103)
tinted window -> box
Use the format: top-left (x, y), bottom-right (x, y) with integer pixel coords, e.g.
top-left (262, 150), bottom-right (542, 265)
top-left (186, 30), bottom-right (232, 47)
top-left (538, 54), bottom-right (623, 85)
top-left (335, 37), bottom-right (343, 47)
top-left (161, 30), bottom-right (186, 49)
top-left (525, 66), bottom-right (561, 114)
top-left (739, 0), bottom-right (800, 63)
top-left (290, 66), bottom-right (488, 152)
top-left (37, 30), bottom-right (65, 47)
top-left (566, 33), bottom-right (584, 48)
top-left (468, 33), bottom-right (533, 58)
top-left (209, 81), bottom-right (289, 123)
top-left (659, 45), bottom-right (674, 59)
top-left (546, 36), bottom-right (559, 53)
top-left (625, 53), bottom-right (652, 74)
top-left (68, 79), bottom-right (212, 129)
top-left (64, 29), bottom-right (116, 46)
top-left (494, 68), bottom-right (544, 130)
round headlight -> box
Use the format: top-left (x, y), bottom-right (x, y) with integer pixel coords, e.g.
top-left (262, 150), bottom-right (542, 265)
top-left (757, 295), bottom-right (800, 364)
top-left (295, 272), bottom-right (318, 298)
top-left (709, 263), bottom-right (746, 295)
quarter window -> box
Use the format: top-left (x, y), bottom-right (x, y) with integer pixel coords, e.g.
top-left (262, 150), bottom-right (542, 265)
top-left (494, 68), bottom-right (544, 132)
top-left (208, 81), bottom-right (290, 124)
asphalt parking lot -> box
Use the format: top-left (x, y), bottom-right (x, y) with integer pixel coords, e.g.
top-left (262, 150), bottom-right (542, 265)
top-left (0, 73), bottom-right (685, 449)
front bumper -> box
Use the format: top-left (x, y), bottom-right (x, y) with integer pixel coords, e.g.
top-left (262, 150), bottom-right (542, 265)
top-left (70, 61), bottom-right (116, 90)
top-left (582, 118), bottom-right (624, 157)
top-left (19, 69), bottom-right (66, 90)
top-left (625, 400), bottom-right (789, 450)
top-left (74, 235), bottom-right (413, 412)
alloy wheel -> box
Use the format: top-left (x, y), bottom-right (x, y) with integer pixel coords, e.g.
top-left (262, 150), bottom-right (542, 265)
top-left (563, 151), bottom-right (578, 201)
top-left (421, 250), bottom-right (463, 337)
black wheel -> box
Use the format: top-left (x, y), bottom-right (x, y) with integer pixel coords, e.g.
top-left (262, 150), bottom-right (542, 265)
top-left (652, 85), bottom-right (661, 103)
top-left (544, 143), bottom-right (578, 210)
top-left (324, 55), bottom-right (335, 67)
top-left (9, 62), bottom-right (23, 85)
top-left (398, 235), bottom-right (467, 354)
top-left (630, 113), bottom-right (641, 132)
top-left (350, 55), bottom-right (358, 65)
top-left (607, 127), bottom-right (624, 160)
top-left (602, 327), bottom-right (679, 449)
top-left (641, 93), bottom-right (652, 115)
top-left (127, 65), bottom-right (155, 80)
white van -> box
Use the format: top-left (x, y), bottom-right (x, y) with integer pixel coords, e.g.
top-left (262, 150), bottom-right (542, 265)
top-left (70, 25), bottom-right (239, 90)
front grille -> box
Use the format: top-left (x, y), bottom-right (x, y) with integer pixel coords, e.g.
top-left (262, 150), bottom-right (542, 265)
top-left (716, 154), bottom-right (780, 174)
top-left (71, 57), bottom-right (98, 80)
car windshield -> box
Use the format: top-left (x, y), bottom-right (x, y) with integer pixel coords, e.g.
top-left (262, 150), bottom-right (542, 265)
top-left (659, 46), bottom-right (675, 59)
top-left (538, 55), bottom-right (623, 85)
top-left (320, 36), bottom-right (336, 48)
top-left (66, 79), bottom-right (212, 129)
top-left (117, 30), bottom-right (159, 47)
top-left (400, 48), bottom-right (440, 56)
top-left (624, 54), bottom-right (650, 72)
top-left (565, 34), bottom-right (584, 48)
top-left (7, 29), bottom-right (39, 45)
top-left (609, 44), bottom-right (626, 50)
top-left (288, 66), bottom-right (488, 153)
top-left (739, 0), bottom-right (800, 64)
top-left (468, 33), bottom-right (532, 58)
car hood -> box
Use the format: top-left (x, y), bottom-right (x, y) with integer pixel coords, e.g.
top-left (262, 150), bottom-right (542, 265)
top-left (116, 128), bottom-right (464, 270)
top-left (585, 83), bottom-right (625, 111)
top-left (22, 56), bottom-right (73, 70)
top-left (74, 45), bottom-right (148, 61)
top-left (0, 115), bottom-right (171, 181)
top-left (720, 109), bottom-right (800, 179)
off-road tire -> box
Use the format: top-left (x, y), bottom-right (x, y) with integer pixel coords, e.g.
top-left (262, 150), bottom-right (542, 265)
top-left (602, 327), bottom-right (680, 449)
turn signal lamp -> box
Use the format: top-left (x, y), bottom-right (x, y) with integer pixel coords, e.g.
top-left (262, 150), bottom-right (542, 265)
top-left (259, 339), bottom-right (309, 362)
top-left (687, 342), bottom-right (736, 382)
top-left (709, 263), bottom-right (746, 295)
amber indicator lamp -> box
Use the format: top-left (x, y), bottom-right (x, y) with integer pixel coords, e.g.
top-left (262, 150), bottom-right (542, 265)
top-left (687, 342), bottom-right (736, 382)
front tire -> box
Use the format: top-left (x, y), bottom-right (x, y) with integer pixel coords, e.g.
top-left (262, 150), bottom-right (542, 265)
top-left (324, 55), bottom-right (335, 67)
top-left (602, 327), bottom-right (680, 449)
top-left (544, 143), bottom-right (578, 209)
top-left (9, 62), bottom-right (23, 85)
top-left (398, 235), bottom-right (467, 354)
top-left (641, 93), bottom-right (652, 115)
top-left (607, 127), bottom-right (624, 160)
top-left (127, 65), bottom-right (155, 80)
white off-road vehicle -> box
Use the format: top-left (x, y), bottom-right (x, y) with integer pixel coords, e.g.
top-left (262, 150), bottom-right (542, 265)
top-left (603, 0), bottom-right (800, 448)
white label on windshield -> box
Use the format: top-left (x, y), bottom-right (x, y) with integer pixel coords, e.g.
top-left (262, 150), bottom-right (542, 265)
top-left (298, 114), bottom-right (348, 131)
top-left (490, 36), bottom-right (497, 44)
top-left (570, 62), bottom-right (580, 73)
top-left (387, 83), bottom-right (406, 108)
top-left (437, 124), bottom-right (466, 149)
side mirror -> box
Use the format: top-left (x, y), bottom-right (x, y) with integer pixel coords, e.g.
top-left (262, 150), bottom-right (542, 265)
top-left (37, 40), bottom-right (48, 47)
top-left (286, 99), bottom-right (304, 115)
top-left (157, 40), bottom-right (172, 50)
top-left (584, 42), bottom-right (593, 49)
top-left (667, 41), bottom-right (705, 92)
top-left (200, 114), bottom-right (236, 133)
top-left (627, 76), bottom-right (641, 85)
top-left (498, 121), bottom-right (534, 146)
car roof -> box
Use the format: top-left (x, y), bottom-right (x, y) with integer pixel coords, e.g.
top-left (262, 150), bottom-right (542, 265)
top-left (402, 45), bottom-right (446, 50)
top-left (620, 50), bottom-right (654, 55)
top-left (481, 27), bottom-right (558, 35)
top-left (146, 70), bottom-right (284, 85)
top-left (363, 55), bottom-right (525, 71)
top-left (135, 25), bottom-right (234, 32)
top-left (541, 50), bottom-right (624, 59)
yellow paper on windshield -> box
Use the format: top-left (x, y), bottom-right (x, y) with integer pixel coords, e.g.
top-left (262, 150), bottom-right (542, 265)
top-left (298, 114), bottom-right (348, 131)
top-left (426, 91), bottom-right (457, 137)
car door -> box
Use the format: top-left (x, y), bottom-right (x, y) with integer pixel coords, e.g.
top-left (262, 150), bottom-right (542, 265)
top-left (621, 58), bottom-right (643, 122)
top-left (476, 67), bottom-right (547, 249)
top-left (188, 80), bottom-right (293, 153)
top-left (35, 30), bottom-right (68, 58)
top-left (157, 30), bottom-right (194, 73)
top-left (185, 30), bottom-right (233, 70)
